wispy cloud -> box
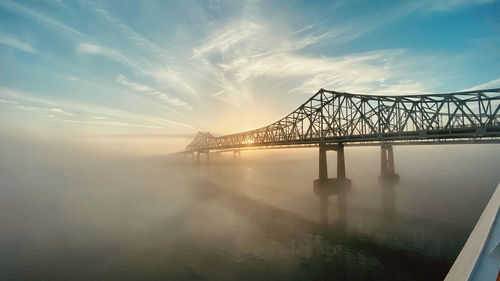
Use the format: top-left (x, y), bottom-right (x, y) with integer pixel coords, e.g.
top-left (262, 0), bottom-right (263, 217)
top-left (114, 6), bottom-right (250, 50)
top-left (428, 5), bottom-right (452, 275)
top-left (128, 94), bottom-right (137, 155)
top-left (1, 87), bottom-right (58, 105)
top-left (0, 87), bottom-right (193, 130)
top-left (17, 105), bottom-right (73, 116)
top-left (154, 70), bottom-right (201, 102)
top-left (116, 74), bottom-right (193, 111)
top-left (422, 0), bottom-right (496, 11)
top-left (189, 17), bottom-right (425, 102)
top-left (0, 0), bottom-right (83, 38)
top-left (59, 119), bottom-right (163, 129)
top-left (192, 21), bottom-right (261, 58)
top-left (1, 0), bottom-right (497, 137)
top-left (116, 74), bottom-right (152, 92)
top-left (86, 1), bottom-right (174, 65)
top-left (462, 77), bottom-right (500, 91)
top-left (0, 35), bottom-right (36, 53)
top-left (76, 43), bottom-right (146, 72)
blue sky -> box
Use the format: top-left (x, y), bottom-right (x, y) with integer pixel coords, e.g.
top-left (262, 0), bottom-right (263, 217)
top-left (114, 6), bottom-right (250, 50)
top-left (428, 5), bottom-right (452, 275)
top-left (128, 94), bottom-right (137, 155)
top-left (0, 0), bottom-right (499, 140)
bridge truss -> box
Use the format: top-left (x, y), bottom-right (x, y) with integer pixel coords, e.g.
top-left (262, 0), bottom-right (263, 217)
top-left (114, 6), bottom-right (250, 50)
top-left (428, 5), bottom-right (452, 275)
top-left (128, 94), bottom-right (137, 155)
top-left (186, 88), bottom-right (500, 152)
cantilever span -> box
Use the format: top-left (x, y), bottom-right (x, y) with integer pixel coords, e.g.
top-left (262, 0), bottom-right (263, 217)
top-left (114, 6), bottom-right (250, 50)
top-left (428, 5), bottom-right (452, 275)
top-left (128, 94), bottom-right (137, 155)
top-left (184, 88), bottom-right (500, 152)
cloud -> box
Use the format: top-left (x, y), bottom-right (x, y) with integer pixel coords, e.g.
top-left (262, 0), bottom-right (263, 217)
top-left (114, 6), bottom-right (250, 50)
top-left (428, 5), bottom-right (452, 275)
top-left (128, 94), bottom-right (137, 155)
top-left (59, 119), bottom-right (163, 129)
top-left (0, 87), bottom-right (58, 105)
top-left (0, 35), bottom-right (36, 53)
top-left (2, 0), bottom-right (496, 136)
top-left (76, 43), bottom-right (146, 71)
top-left (190, 22), bottom-right (422, 98)
top-left (0, 99), bottom-right (18, 104)
top-left (116, 74), bottom-right (193, 111)
top-left (423, 0), bottom-right (496, 11)
top-left (16, 105), bottom-right (74, 116)
top-left (370, 80), bottom-right (433, 95)
top-left (462, 77), bottom-right (500, 91)
top-left (116, 74), bottom-right (152, 92)
top-left (0, 0), bottom-right (83, 38)
top-left (154, 69), bottom-right (201, 102)
top-left (87, 2), bottom-right (174, 64)
top-left (186, 12), bottom-right (433, 109)
top-left (153, 92), bottom-right (193, 111)
top-left (0, 87), bottom-right (193, 130)
top-left (192, 21), bottom-right (261, 58)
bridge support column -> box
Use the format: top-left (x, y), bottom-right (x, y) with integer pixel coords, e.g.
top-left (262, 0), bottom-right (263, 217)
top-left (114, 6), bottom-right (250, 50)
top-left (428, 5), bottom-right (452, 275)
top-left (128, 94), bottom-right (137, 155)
top-left (233, 149), bottom-right (241, 158)
top-left (337, 144), bottom-right (346, 179)
top-left (379, 144), bottom-right (399, 182)
top-left (196, 150), bottom-right (210, 164)
top-left (314, 142), bottom-right (351, 225)
top-left (319, 142), bottom-right (328, 181)
top-left (380, 146), bottom-right (387, 177)
top-left (387, 145), bottom-right (395, 175)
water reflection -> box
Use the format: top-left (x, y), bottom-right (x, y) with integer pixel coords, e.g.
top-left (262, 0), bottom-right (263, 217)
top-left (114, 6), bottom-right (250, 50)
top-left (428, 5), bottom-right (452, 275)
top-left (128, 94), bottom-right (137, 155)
top-left (192, 173), bottom-right (467, 281)
top-left (381, 181), bottom-right (397, 217)
top-left (314, 180), bottom-right (350, 226)
top-left (3, 140), bottom-right (495, 281)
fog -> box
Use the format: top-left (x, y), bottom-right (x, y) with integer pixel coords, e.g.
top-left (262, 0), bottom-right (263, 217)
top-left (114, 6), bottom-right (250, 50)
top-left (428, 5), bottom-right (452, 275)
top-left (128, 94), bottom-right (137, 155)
top-left (1, 134), bottom-right (499, 280)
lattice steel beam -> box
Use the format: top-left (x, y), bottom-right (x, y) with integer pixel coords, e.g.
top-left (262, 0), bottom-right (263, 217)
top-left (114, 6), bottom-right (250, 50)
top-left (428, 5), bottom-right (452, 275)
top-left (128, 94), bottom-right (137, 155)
top-left (185, 88), bottom-right (500, 152)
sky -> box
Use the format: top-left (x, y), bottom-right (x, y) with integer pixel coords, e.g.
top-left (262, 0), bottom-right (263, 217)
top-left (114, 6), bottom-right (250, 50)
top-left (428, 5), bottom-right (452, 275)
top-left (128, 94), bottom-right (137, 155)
top-left (0, 0), bottom-right (499, 146)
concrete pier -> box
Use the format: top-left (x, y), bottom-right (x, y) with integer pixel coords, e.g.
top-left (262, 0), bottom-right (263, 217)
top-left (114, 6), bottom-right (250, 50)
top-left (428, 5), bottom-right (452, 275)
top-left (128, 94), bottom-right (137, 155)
top-left (379, 144), bottom-right (399, 182)
top-left (314, 143), bottom-right (351, 224)
top-left (233, 149), bottom-right (241, 157)
top-left (196, 150), bottom-right (210, 164)
top-left (319, 142), bottom-right (328, 181)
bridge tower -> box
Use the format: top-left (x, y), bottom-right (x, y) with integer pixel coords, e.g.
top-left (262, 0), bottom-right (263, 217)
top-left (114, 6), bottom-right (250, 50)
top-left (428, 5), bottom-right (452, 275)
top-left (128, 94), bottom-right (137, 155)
top-left (314, 142), bottom-right (351, 224)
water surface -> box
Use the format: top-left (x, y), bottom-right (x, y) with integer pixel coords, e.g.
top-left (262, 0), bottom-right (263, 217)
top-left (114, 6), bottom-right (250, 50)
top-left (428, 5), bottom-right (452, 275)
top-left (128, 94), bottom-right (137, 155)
top-left (1, 138), bottom-right (499, 280)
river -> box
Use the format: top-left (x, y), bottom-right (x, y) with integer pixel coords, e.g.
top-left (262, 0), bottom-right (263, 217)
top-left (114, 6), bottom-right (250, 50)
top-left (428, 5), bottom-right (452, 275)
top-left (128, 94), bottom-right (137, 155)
top-left (1, 137), bottom-right (499, 280)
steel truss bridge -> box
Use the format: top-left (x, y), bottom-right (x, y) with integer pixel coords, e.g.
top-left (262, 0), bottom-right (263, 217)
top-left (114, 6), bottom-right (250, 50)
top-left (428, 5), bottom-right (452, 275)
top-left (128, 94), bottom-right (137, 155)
top-left (180, 88), bottom-right (499, 279)
top-left (183, 88), bottom-right (500, 153)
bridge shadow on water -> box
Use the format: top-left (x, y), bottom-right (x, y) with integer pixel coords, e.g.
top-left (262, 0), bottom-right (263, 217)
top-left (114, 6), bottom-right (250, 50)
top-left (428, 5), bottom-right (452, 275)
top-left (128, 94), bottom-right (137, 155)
top-left (190, 176), bottom-right (467, 281)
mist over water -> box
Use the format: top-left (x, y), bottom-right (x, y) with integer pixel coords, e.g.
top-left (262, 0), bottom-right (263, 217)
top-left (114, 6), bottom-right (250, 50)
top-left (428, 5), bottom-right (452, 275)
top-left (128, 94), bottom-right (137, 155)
top-left (1, 134), bottom-right (499, 281)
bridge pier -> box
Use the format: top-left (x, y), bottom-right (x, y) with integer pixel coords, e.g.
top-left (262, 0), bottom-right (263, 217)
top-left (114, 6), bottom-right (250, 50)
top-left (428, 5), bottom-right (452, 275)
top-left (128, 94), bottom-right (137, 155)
top-left (195, 150), bottom-right (210, 164)
top-left (233, 149), bottom-right (241, 158)
top-left (379, 144), bottom-right (399, 182)
top-left (314, 142), bottom-right (351, 224)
